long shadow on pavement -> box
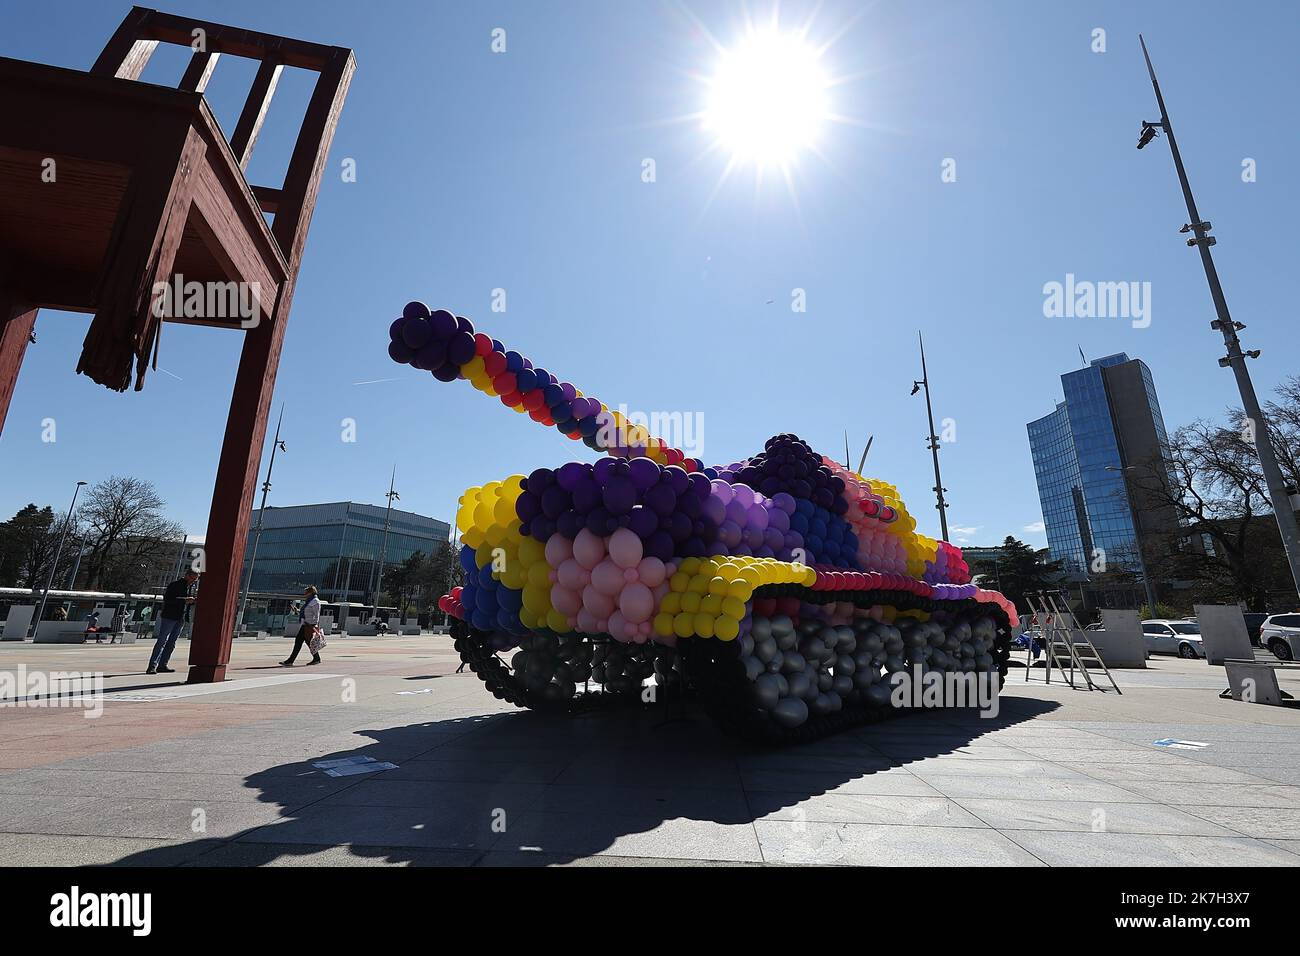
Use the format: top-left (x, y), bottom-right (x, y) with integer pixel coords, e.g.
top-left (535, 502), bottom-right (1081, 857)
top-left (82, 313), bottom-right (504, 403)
top-left (108, 695), bottom-right (1059, 866)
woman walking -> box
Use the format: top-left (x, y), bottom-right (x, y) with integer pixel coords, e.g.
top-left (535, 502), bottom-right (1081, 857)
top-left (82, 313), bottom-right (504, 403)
top-left (281, 585), bottom-right (323, 666)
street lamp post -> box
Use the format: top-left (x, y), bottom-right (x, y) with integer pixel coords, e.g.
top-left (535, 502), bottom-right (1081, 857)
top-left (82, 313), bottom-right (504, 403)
top-left (911, 332), bottom-right (950, 541)
top-left (235, 405), bottom-right (286, 636)
top-left (1105, 465), bottom-right (1159, 612)
top-left (30, 480), bottom-right (87, 638)
top-left (1137, 35), bottom-right (1300, 601)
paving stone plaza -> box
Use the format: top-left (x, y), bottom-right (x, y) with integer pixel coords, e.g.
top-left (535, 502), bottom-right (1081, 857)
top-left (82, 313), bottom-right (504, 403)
top-left (3, 635), bottom-right (1298, 867)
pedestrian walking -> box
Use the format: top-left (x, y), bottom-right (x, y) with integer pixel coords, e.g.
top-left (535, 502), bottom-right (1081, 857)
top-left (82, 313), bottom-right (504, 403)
top-left (281, 585), bottom-right (324, 666)
top-left (147, 569), bottom-right (199, 675)
top-left (85, 610), bottom-right (101, 643)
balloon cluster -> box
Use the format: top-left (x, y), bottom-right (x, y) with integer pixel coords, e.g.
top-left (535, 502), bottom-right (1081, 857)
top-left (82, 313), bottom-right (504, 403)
top-left (390, 305), bottom-right (1019, 663)
top-left (741, 613), bottom-right (1002, 727)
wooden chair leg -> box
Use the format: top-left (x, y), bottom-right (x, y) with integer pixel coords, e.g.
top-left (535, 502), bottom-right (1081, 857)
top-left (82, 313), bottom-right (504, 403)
top-left (0, 293), bottom-right (38, 436)
top-left (187, 296), bottom-right (289, 684)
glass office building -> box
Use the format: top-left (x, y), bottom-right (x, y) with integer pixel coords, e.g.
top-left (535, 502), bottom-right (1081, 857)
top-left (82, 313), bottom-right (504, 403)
top-left (1027, 353), bottom-right (1176, 577)
top-left (240, 502), bottom-right (450, 602)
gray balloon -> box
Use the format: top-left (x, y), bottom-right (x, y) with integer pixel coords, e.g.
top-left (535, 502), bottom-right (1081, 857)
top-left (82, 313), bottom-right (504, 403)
top-left (772, 697), bottom-right (809, 728)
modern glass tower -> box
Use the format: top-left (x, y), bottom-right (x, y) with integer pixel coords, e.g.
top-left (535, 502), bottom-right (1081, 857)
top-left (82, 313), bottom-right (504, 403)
top-left (1027, 353), bottom-right (1177, 579)
top-left (239, 502), bottom-right (449, 602)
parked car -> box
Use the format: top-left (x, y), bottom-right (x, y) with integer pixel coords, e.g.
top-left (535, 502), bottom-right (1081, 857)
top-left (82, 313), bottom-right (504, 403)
top-left (1243, 612), bottom-right (1268, 647)
top-left (1140, 619), bottom-right (1206, 659)
top-left (1258, 614), bottom-right (1300, 662)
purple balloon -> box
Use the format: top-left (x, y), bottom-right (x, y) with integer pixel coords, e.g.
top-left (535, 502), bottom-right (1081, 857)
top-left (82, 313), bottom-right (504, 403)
top-left (429, 309), bottom-right (457, 340)
top-left (666, 511), bottom-right (693, 543)
top-left (645, 531), bottom-right (675, 562)
top-left (402, 301), bottom-right (431, 321)
top-left (560, 382), bottom-right (577, 402)
top-left (389, 317), bottom-right (407, 341)
top-left (556, 462), bottom-right (589, 491)
top-left (602, 475), bottom-right (636, 515)
top-left (702, 495), bottom-right (726, 526)
top-left (432, 362), bottom-right (460, 382)
top-left (400, 317), bottom-right (431, 351)
top-left (415, 339), bottom-right (447, 369)
top-left (663, 465), bottom-right (690, 497)
top-left (643, 482), bottom-right (677, 517)
top-left (725, 498), bottom-right (748, 526)
top-left (571, 475), bottom-right (601, 513)
top-left (455, 315), bottom-right (475, 336)
top-left (556, 510), bottom-right (583, 539)
top-left (628, 457), bottom-right (661, 491)
top-left (540, 485), bottom-right (571, 519)
top-left (627, 505), bottom-right (659, 539)
top-left (447, 330), bottom-right (476, 365)
top-left (515, 492), bottom-right (541, 523)
top-left (387, 340), bottom-right (412, 364)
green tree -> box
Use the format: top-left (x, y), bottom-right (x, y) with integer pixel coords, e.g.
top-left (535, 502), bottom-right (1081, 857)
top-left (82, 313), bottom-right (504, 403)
top-left (0, 504), bottom-right (63, 589)
top-left (381, 551), bottom-right (427, 624)
top-left (970, 536), bottom-right (1063, 612)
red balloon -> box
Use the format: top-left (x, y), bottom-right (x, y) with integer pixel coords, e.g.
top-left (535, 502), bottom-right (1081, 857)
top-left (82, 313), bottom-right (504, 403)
top-left (474, 333), bottom-right (493, 357)
top-left (492, 372), bottom-right (517, 394)
top-left (483, 351), bottom-right (507, 377)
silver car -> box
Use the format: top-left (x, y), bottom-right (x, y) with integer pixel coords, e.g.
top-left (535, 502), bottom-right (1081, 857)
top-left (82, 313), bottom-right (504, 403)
top-left (1259, 614), bottom-right (1300, 662)
top-left (1140, 619), bottom-right (1206, 659)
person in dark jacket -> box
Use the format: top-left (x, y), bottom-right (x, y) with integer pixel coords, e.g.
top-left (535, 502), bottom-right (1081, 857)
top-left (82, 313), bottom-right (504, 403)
top-left (147, 570), bottom-right (198, 675)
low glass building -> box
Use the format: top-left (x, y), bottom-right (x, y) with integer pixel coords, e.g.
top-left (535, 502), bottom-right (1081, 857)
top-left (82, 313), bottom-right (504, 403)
top-left (239, 502), bottom-right (449, 603)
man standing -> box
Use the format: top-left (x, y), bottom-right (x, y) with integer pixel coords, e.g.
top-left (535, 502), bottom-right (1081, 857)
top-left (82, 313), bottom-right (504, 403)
top-left (147, 570), bottom-right (198, 675)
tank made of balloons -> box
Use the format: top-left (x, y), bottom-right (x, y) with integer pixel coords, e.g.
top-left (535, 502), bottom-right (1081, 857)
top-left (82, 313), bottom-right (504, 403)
top-left (389, 303), bottom-right (1017, 742)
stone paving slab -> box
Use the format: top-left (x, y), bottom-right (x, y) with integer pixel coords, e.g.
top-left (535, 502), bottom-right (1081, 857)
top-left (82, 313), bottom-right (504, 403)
top-left (3, 639), bottom-right (1300, 866)
top-left (1001, 830), bottom-right (1300, 867)
top-left (754, 820), bottom-right (1045, 866)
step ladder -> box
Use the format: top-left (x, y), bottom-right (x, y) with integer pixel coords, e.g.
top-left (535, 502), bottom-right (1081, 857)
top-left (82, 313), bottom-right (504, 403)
top-left (1027, 591), bottom-right (1122, 694)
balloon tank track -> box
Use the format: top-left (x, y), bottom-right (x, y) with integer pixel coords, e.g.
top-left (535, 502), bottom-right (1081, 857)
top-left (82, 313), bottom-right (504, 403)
top-left (451, 586), bottom-right (1013, 745)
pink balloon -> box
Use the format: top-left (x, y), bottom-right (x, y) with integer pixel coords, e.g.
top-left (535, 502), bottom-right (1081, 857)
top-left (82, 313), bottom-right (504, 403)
top-left (619, 581), bottom-right (654, 624)
top-left (608, 610), bottom-right (630, 642)
top-left (572, 528), bottom-right (605, 570)
top-left (549, 584), bottom-right (581, 616)
top-left (582, 585), bottom-right (615, 618)
top-left (590, 559), bottom-right (625, 597)
top-left (607, 527), bottom-right (643, 569)
top-left (576, 608), bottom-right (601, 633)
top-left (545, 532), bottom-right (573, 567)
top-left (637, 556), bottom-right (667, 588)
top-left (557, 558), bottom-right (589, 590)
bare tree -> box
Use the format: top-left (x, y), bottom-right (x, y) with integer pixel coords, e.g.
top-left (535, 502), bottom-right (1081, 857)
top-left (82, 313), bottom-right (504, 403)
top-left (78, 477), bottom-right (184, 592)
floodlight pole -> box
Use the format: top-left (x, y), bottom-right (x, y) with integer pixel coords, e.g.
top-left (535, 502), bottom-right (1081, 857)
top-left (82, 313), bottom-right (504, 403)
top-left (915, 332), bottom-right (950, 541)
top-left (235, 405), bottom-right (285, 635)
top-left (1139, 36), bottom-right (1300, 600)
top-left (368, 465), bottom-right (399, 612)
top-left (31, 480), bottom-right (87, 637)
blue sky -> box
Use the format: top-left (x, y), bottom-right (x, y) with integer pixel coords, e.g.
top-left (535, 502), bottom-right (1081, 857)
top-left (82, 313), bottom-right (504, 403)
top-left (2, 0), bottom-right (1297, 550)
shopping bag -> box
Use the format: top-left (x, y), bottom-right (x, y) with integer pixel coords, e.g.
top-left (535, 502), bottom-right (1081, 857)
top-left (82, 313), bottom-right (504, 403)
top-left (309, 626), bottom-right (327, 652)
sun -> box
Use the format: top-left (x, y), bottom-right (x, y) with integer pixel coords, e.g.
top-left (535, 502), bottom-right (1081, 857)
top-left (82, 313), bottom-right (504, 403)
top-left (701, 28), bottom-right (831, 167)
